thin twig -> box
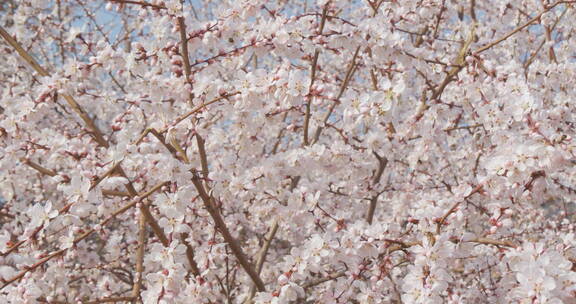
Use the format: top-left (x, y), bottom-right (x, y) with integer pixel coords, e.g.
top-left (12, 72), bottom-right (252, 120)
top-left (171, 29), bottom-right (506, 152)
top-left (135, 128), bottom-right (179, 158)
top-left (91, 162), bottom-right (123, 191)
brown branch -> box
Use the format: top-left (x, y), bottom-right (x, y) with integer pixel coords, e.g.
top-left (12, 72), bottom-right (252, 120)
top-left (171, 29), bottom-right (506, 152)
top-left (117, 167), bottom-right (169, 247)
top-left (0, 181), bottom-right (169, 291)
top-left (433, 0), bottom-right (447, 38)
top-left (101, 189), bottom-right (131, 197)
top-left (139, 206), bottom-right (169, 246)
top-left (470, 0), bottom-right (477, 21)
top-left (365, 0), bottom-right (385, 15)
top-left (371, 152), bottom-right (388, 185)
top-left (303, 4), bottom-right (330, 146)
top-left (2, 162), bottom-right (122, 257)
top-left (157, 92), bottom-right (239, 135)
top-left (175, 4), bottom-right (213, 183)
top-left (414, 23), bottom-right (475, 122)
top-left (107, 0), bottom-right (166, 9)
top-left (436, 184), bottom-right (483, 234)
top-left (435, 25), bottom-right (474, 96)
top-left (21, 158), bottom-right (57, 177)
top-left (135, 128), bottom-right (178, 156)
top-left (312, 46), bottom-right (361, 144)
top-left (131, 208), bottom-right (146, 303)
top-left (245, 220), bottom-right (279, 303)
top-left (195, 135), bottom-right (209, 180)
top-left (91, 161), bottom-right (123, 191)
top-left (169, 133), bottom-right (190, 163)
top-left (113, 167), bottom-right (147, 302)
top-left (177, 11), bottom-right (195, 106)
top-left (470, 238), bottom-right (517, 248)
top-left (190, 172), bottom-right (265, 292)
top-left (0, 27), bottom-right (50, 77)
top-left (524, 6), bottom-right (569, 70)
top-left (139, 128), bottom-right (205, 277)
top-left (366, 152), bottom-right (388, 224)
top-left (385, 240), bottom-right (421, 253)
top-left (271, 112), bottom-right (289, 155)
top-left (302, 270), bottom-right (346, 289)
top-left (84, 297), bottom-right (136, 304)
top-left (255, 221), bottom-right (279, 273)
top-left (474, 1), bottom-right (575, 54)
top-left (180, 233), bottom-right (201, 277)
top-left (142, 132), bottom-right (201, 277)
top-left (0, 26), bottom-right (108, 147)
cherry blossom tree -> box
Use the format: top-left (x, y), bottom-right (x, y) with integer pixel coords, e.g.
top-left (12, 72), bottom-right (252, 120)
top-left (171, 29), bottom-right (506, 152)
top-left (1, 0), bottom-right (576, 303)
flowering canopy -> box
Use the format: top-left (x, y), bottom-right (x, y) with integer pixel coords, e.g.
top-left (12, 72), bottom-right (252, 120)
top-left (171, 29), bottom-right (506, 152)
top-left (1, 0), bottom-right (576, 303)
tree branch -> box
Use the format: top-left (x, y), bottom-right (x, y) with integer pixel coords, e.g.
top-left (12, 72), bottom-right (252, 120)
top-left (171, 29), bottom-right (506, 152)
top-left (0, 26), bottom-right (108, 147)
top-left (303, 4), bottom-right (329, 146)
top-left (312, 45), bottom-right (360, 144)
top-left (190, 172), bottom-right (266, 292)
top-left (0, 181), bottom-right (169, 291)
top-left (366, 152), bottom-right (388, 224)
top-left (474, 1), bottom-right (574, 54)
top-left (244, 220), bottom-right (279, 303)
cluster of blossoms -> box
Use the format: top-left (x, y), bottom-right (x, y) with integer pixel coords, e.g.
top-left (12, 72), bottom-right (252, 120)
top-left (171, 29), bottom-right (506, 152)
top-left (1, 0), bottom-right (576, 303)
